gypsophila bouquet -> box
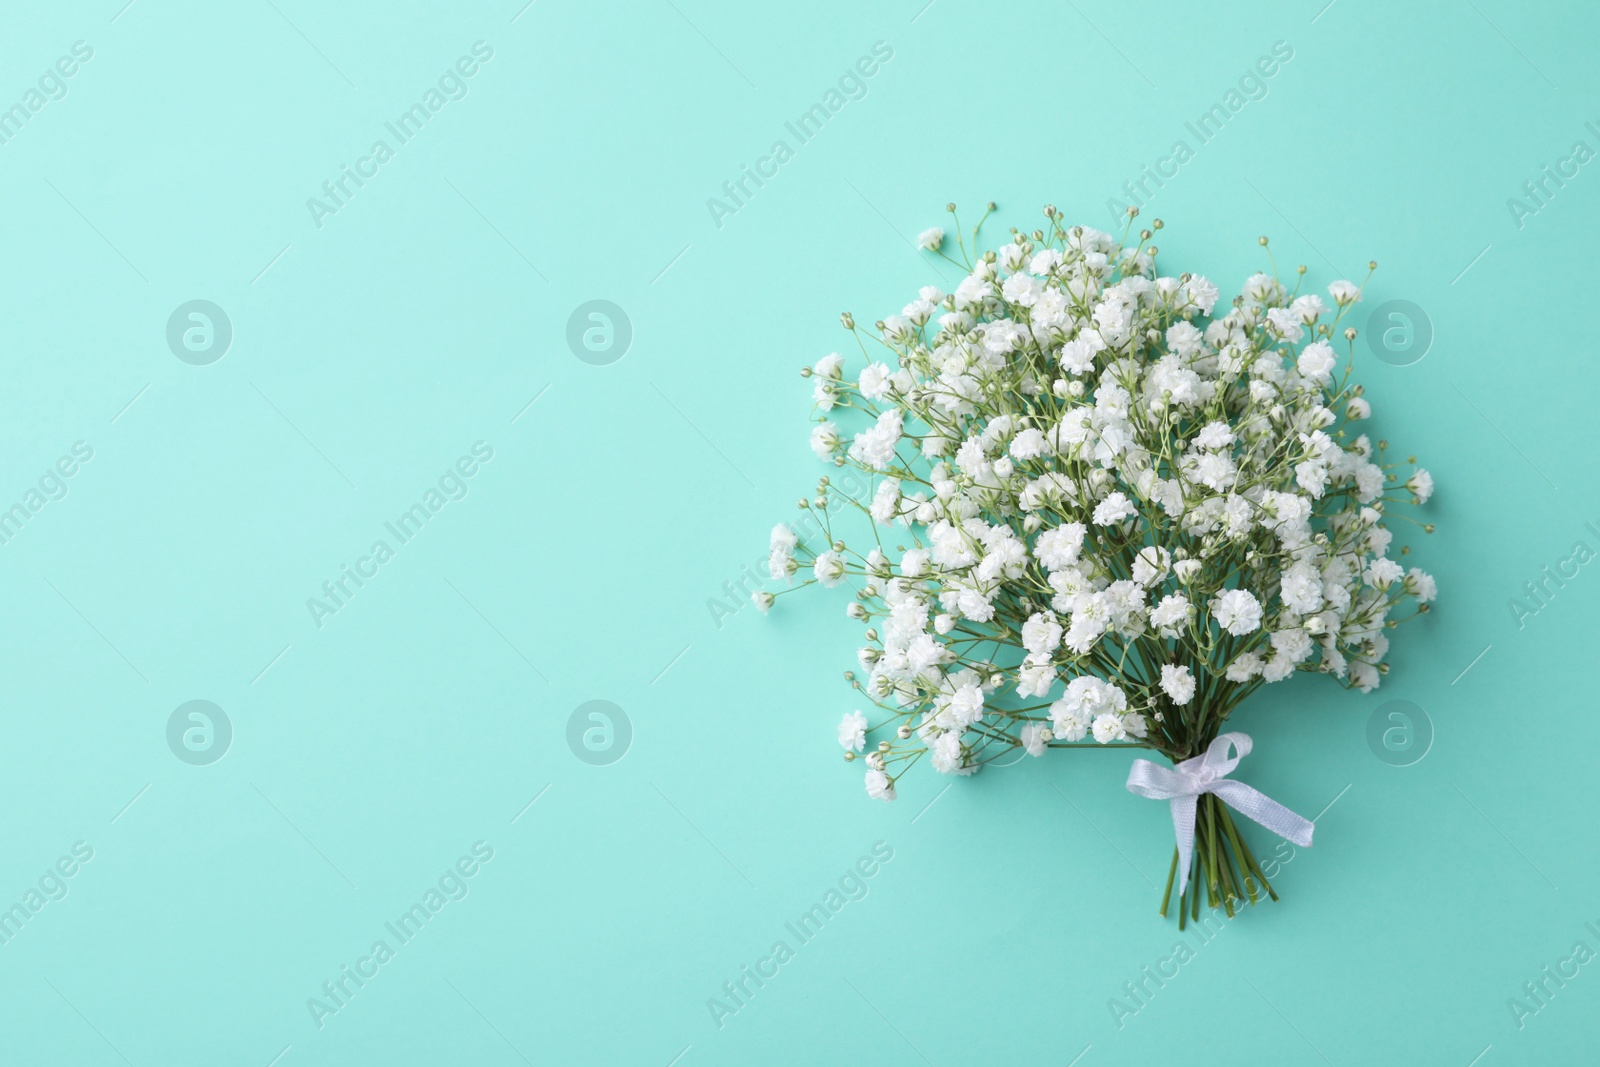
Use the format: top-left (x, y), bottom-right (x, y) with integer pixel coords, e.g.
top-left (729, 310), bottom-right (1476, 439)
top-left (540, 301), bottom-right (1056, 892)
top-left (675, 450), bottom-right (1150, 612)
top-left (759, 203), bottom-right (1437, 924)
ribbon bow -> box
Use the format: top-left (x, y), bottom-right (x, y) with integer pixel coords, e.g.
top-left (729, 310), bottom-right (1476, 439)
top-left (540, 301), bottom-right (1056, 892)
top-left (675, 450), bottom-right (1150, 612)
top-left (1125, 732), bottom-right (1314, 896)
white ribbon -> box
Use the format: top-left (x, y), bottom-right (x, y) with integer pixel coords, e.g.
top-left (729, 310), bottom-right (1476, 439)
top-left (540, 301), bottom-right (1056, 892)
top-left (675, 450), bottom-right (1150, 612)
top-left (1125, 732), bottom-right (1314, 896)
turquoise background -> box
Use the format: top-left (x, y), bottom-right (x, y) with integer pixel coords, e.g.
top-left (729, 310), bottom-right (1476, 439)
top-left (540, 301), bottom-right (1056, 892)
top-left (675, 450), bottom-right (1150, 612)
top-left (0, 0), bottom-right (1595, 1063)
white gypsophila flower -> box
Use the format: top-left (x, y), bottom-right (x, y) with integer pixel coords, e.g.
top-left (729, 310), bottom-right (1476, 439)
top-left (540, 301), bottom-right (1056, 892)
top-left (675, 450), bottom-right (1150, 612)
top-left (870, 479), bottom-right (903, 525)
top-left (1063, 675), bottom-right (1127, 719)
top-left (1091, 713), bottom-right (1126, 743)
top-left (760, 205), bottom-right (1435, 801)
top-left (1010, 427), bottom-right (1046, 459)
top-left (1212, 589), bottom-right (1263, 635)
top-left (810, 421), bottom-right (840, 459)
top-left (838, 711), bottom-right (868, 751)
top-left (1297, 340), bottom-right (1337, 383)
top-left (848, 409), bottom-right (904, 470)
top-left (1280, 562), bottom-right (1323, 615)
top-left (1149, 593), bottom-right (1191, 638)
top-left (1184, 275), bottom-right (1220, 313)
top-left (1160, 664), bottom-right (1196, 705)
top-left (1266, 307), bottom-right (1304, 343)
top-left (864, 769), bottom-right (896, 801)
top-left (768, 547), bottom-right (795, 580)
top-left (859, 363), bottom-right (893, 401)
top-left (1365, 557), bottom-right (1404, 589)
top-left (813, 552), bottom-right (846, 587)
top-left (1406, 567), bottom-right (1438, 603)
top-left (1291, 294), bottom-right (1328, 322)
top-left (1034, 522), bottom-right (1086, 569)
top-left (1016, 659), bottom-right (1058, 698)
top-left (1226, 652), bottom-right (1265, 682)
top-left (1349, 661), bottom-right (1379, 693)
top-left (1021, 612), bottom-right (1063, 655)
top-left (1132, 546), bottom-right (1171, 586)
top-left (1195, 421), bottom-right (1234, 450)
top-left (930, 730), bottom-right (978, 775)
top-left (1049, 701), bottom-right (1090, 741)
top-left (1092, 492), bottom-right (1136, 526)
top-left (1407, 468), bottom-right (1434, 503)
top-left (1327, 279), bottom-right (1362, 305)
top-left (948, 683), bottom-right (985, 728)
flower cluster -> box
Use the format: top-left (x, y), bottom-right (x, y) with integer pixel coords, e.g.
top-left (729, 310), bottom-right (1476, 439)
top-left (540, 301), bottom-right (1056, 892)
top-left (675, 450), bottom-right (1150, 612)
top-left (763, 204), bottom-right (1436, 805)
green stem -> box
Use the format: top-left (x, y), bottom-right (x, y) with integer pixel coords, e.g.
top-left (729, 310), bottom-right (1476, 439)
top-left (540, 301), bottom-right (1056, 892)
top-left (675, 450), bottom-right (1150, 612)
top-left (1203, 799), bottom-right (1221, 908)
top-left (1234, 814), bottom-right (1279, 902)
top-left (1203, 797), bottom-right (1236, 917)
top-left (1159, 797), bottom-right (1284, 921)
top-left (1218, 805), bottom-right (1260, 906)
top-left (1217, 819), bottom-right (1243, 917)
top-left (1159, 848), bottom-right (1178, 918)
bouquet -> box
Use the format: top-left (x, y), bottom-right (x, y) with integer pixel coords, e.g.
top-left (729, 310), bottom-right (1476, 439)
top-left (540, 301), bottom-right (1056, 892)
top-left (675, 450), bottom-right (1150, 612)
top-left (759, 203), bottom-right (1436, 924)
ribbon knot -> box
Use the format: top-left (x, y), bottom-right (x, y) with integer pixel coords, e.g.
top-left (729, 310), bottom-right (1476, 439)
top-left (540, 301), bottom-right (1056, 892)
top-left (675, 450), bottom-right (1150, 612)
top-left (1125, 732), bottom-right (1314, 897)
